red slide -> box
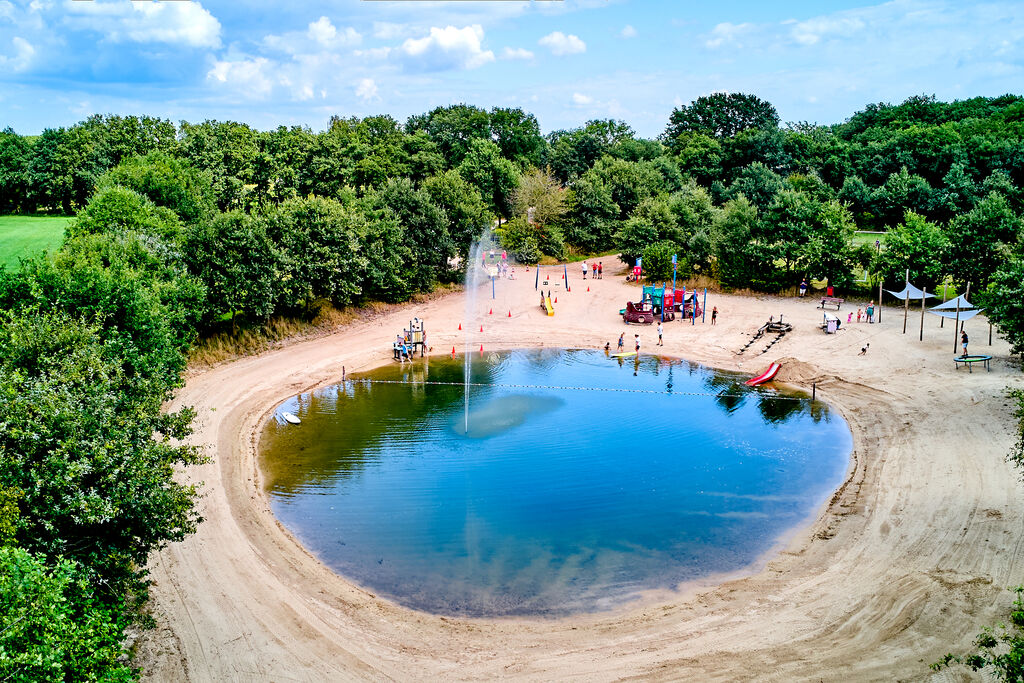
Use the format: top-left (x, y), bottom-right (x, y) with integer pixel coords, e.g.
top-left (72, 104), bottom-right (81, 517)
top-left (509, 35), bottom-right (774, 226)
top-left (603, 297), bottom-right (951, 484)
top-left (745, 362), bottom-right (781, 386)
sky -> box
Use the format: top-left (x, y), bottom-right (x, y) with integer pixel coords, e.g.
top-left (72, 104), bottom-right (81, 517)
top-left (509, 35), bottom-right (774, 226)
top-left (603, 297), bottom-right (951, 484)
top-left (0, 0), bottom-right (1022, 138)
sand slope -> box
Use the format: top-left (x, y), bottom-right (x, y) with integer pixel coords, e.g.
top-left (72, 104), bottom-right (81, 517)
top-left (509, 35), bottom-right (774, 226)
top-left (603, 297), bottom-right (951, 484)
top-left (139, 262), bottom-right (1024, 681)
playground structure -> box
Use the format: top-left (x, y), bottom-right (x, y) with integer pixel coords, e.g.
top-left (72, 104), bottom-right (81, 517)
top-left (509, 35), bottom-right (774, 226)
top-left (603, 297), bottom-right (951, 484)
top-left (540, 291), bottom-right (554, 316)
top-left (737, 317), bottom-right (793, 356)
top-left (622, 300), bottom-right (656, 324)
top-left (394, 317), bottom-right (427, 360)
top-left (745, 362), bottom-right (781, 386)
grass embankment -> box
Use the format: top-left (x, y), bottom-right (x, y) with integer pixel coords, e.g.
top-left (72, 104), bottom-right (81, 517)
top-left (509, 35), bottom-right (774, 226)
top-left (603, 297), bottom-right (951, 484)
top-left (0, 215), bottom-right (69, 269)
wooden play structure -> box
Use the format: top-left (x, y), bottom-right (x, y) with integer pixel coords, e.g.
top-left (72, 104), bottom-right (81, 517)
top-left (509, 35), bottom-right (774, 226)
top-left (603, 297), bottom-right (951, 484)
top-left (393, 317), bottom-right (427, 359)
top-left (737, 317), bottom-right (793, 356)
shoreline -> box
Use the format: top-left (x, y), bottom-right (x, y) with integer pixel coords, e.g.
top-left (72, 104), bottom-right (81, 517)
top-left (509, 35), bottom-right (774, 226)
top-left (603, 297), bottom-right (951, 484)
top-left (139, 263), bottom-right (1024, 681)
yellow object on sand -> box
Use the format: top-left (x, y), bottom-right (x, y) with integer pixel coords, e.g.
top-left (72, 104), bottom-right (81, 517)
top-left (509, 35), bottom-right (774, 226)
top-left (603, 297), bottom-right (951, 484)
top-left (544, 296), bottom-right (554, 316)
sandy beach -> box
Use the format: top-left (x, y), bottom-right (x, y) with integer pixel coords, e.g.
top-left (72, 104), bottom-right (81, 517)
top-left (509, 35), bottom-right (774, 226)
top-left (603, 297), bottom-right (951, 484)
top-left (138, 260), bottom-right (1024, 681)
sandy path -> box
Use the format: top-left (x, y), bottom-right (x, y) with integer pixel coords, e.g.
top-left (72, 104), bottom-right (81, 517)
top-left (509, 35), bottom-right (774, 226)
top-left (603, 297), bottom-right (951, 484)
top-left (139, 262), bottom-right (1024, 681)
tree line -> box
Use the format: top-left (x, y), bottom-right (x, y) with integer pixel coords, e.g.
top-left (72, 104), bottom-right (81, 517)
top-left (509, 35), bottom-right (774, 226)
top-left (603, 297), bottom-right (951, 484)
top-left (2, 93), bottom-right (1024, 679)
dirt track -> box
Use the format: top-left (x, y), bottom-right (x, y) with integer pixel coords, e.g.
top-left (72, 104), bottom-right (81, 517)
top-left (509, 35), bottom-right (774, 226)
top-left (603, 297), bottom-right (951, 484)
top-left (139, 262), bottom-right (1024, 681)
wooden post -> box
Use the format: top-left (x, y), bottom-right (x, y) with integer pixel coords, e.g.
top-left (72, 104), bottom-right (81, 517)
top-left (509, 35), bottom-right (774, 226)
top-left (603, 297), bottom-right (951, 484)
top-left (902, 268), bottom-right (910, 334)
top-left (919, 289), bottom-right (926, 341)
top-left (812, 383), bottom-right (816, 401)
top-left (962, 282), bottom-right (971, 332)
top-left (878, 278), bottom-right (883, 323)
top-left (952, 290), bottom-right (962, 354)
top-left (989, 321), bottom-right (993, 346)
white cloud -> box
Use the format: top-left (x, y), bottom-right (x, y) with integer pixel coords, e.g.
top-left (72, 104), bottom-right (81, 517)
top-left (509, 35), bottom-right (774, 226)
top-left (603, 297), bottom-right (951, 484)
top-left (264, 17), bottom-right (360, 55)
top-left (373, 21), bottom-right (414, 40)
top-left (572, 92), bottom-right (592, 105)
top-left (704, 22), bottom-right (755, 49)
top-left (791, 16), bottom-right (866, 45)
top-left (502, 46), bottom-right (534, 60)
top-left (399, 25), bottom-right (494, 71)
top-left (539, 31), bottom-right (586, 55)
top-left (0, 36), bottom-right (34, 72)
top-left (207, 56), bottom-right (273, 98)
top-left (355, 77), bottom-right (379, 102)
top-left (68, 0), bottom-right (221, 48)
top-left (620, 25), bottom-right (637, 39)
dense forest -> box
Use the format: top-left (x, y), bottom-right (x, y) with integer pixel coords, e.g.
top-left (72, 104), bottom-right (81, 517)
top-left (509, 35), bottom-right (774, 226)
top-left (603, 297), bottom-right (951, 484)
top-left (2, 93), bottom-right (1024, 679)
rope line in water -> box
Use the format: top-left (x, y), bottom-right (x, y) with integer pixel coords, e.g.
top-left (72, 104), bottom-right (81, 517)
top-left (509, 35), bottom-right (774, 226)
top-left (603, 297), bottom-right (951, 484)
top-left (342, 378), bottom-right (814, 401)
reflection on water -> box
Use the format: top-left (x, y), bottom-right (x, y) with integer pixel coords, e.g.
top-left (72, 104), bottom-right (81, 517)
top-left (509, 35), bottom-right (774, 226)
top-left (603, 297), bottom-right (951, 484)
top-left (259, 349), bottom-right (851, 617)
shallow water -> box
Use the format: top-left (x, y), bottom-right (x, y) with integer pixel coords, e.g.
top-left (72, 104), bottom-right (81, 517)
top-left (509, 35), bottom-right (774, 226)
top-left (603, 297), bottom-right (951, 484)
top-left (259, 349), bottom-right (850, 617)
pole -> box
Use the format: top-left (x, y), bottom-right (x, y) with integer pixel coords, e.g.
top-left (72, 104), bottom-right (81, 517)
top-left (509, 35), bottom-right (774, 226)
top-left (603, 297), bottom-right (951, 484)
top-left (692, 290), bottom-right (696, 325)
top-left (952, 294), bottom-right (961, 354)
top-left (902, 268), bottom-right (909, 334)
top-left (989, 321), bottom-right (993, 346)
top-left (702, 288), bottom-right (707, 323)
top-left (672, 258), bottom-right (677, 296)
top-left (564, 264), bottom-right (569, 292)
top-left (962, 282), bottom-right (971, 332)
top-left (878, 278), bottom-right (883, 323)
top-left (682, 286), bottom-right (686, 323)
top-left (492, 276), bottom-right (495, 299)
top-left (534, 265), bottom-right (539, 291)
top-left (919, 289), bottom-right (925, 341)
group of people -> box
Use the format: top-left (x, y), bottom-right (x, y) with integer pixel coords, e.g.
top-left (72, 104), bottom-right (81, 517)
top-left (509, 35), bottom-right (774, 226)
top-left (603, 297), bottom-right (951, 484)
top-left (581, 261), bottom-right (603, 280)
top-left (847, 301), bottom-right (876, 324)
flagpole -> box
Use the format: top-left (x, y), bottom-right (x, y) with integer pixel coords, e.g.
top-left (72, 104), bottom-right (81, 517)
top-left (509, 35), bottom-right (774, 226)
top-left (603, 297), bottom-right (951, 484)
top-left (919, 288), bottom-right (926, 341)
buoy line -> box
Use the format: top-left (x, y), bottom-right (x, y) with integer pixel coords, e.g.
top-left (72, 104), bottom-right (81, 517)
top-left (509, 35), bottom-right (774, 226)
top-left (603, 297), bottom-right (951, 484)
top-left (341, 378), bottom-right (814, 401)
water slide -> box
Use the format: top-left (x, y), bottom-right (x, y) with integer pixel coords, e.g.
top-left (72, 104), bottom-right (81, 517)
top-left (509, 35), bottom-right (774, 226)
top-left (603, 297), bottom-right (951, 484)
top-left (544, 295), bottom-right (554, 316)
top-left (744, 362), bottom-right (781, 386)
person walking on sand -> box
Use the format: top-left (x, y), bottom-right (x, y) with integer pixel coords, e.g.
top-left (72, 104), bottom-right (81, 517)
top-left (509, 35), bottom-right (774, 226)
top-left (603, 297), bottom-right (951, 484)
top-left (961, 330), bottom-right (969, 357)
top-left (618, 333), bottom-right (624, 352)
top-left (582, 261), bottom-right (588, 280)
top-left (657, 322), bottom-right (664, 346)
top-left (711, 306), bottom-right (718, 325)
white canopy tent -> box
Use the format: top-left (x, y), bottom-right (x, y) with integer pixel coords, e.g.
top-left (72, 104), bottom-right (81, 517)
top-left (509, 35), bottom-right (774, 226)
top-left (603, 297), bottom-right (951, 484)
top-left (885, 283), bottom-right (935, 300)
top-left (928, 292), bottom-right (985, 352)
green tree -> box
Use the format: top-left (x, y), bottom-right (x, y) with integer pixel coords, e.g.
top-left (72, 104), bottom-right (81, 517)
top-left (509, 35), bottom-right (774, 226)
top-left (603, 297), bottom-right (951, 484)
top-left (457, 139), bottom-right (520, 219)
top-left (184, 212), bottom-right (280, 329)
top-left (372, 178), bottom-right (452, 289)
top-left (511, 168), bottom-right (568, 230)
top-left (663, 92), bottom-right (780, 140)
top-left (985, 257), bottom-right (1024, 357)
top-left (945, 192), bottom-right (1022, 288)
top-left (70, 185), bottom-right (183, 242)
top-left (177, 120), bottom-right (259, 210)
top-left (489, 107), bottom-right (545, 166)
top-left (669, 132), bottom-right (722, 184)
top-left (563, 173), bottom-right (619, 253)
top-left (873, 211), bottom-right (949, 290)
top-left (0, 547), bottom-right (134, 682)
top-left (100, 151), bottom-right (216, 224)
top-left (423, 170), bottom-right (492, 257)
top-left (723, 162), bottom-right (786, 210)
top-left (406, 104), bottom-right (491, 167)
top-left (640, 241), bottom-right (676, 281)
top-left (0, 128), bottom-right (32, 213)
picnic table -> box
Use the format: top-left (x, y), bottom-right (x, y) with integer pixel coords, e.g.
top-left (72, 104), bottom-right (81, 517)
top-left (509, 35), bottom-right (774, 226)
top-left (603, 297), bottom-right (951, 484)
top-left (819, 296), bottom-right (845, 310)
top-left (953, 355), bottom-right (992, 372)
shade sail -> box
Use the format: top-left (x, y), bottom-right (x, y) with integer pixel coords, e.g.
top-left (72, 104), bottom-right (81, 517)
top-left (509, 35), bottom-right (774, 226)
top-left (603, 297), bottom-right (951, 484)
top-left (930, 294), bottom-right (975, 310)
top-left (928, 308), bottom-right (984, 321)
top-left (885, 283), bottom-right (935, 300)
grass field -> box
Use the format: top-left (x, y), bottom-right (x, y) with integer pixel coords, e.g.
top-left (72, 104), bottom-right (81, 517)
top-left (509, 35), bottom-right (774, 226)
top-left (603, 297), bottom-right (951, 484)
top-left (0, 215), bottom-right (69, 270)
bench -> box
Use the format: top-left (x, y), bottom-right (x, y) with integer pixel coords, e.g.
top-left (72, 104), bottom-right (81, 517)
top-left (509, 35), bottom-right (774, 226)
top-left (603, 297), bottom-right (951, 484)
top-left (953, 355), bottom-right (991, 373)
top-left (819, 296), bottom-right (845, 310)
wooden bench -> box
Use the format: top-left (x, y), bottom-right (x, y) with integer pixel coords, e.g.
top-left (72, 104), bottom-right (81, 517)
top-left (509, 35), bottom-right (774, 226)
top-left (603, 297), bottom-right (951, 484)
top-left (819, 296), bottom-right (845, 310)
top-left (953, 355), bottom-right (991, 372)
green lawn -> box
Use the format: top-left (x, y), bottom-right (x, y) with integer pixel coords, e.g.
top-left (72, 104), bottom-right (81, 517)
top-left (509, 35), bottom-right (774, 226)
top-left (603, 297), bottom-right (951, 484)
top-left (0, 215), bottom-right (69, 270)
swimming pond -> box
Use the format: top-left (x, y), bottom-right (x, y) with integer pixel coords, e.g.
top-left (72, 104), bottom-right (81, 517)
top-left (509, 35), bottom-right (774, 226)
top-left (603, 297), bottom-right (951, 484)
top-left (259, 349), bottom-right (850, 617)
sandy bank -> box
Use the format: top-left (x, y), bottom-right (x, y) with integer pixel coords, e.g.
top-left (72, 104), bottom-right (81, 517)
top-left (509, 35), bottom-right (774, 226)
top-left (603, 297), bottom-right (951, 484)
top-left (139, 261), bottom-right (1024, 681)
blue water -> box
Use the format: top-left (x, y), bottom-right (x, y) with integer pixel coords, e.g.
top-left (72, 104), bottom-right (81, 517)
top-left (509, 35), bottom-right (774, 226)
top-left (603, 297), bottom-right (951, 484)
top-left (259, 349), bottom-right (850, 617)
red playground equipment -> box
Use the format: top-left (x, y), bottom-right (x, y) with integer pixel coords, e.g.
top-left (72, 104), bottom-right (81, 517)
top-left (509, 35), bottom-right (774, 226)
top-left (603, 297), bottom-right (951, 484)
top-left (622, 300), bottom-right (656, 324)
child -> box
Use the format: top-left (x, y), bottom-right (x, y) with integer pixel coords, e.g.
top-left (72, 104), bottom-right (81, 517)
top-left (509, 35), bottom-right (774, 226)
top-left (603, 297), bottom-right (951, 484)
top-left (847, 312), bottom-right (853, 324)
top-left (617, 333), bottom-right (624, 352)
top-left (856, 308), bottom-right (862, 323)
top-left (711, 306), bottom-right (718, 325)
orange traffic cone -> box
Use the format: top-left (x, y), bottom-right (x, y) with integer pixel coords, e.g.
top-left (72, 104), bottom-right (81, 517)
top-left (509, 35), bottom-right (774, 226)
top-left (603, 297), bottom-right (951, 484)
top-left (554, 297), bottom-right (558, 304)
top-left (479, 344), bottom-right (484, 355)
top-left (489, 308), bottom-right (493, 315)
top-left (451, 346), bottom-right (456, 355)
top-left (458, 323), bottom-right (462, 330)
top-left (507, 310), bottom-right (512, 317)
top-left (479, 325), bottom-right (483, 332)
top-left (587, 286), bottom-right (590, 292)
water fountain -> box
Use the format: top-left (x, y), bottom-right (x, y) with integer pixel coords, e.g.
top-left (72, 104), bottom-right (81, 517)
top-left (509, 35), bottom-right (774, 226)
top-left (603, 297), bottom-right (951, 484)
top-left (462, 234), bottom-right (499, 433)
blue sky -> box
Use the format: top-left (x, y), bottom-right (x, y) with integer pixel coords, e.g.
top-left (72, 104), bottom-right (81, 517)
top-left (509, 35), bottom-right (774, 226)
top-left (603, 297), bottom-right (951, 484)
top-left (1, 0), bottom-right (1022, 137)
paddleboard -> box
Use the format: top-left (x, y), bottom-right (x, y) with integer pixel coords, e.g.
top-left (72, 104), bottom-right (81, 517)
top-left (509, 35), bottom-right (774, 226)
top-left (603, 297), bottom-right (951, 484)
top-left (611, 351), bottom-right (637, 358)
top-left (282, 412), bottom-right (301, 425)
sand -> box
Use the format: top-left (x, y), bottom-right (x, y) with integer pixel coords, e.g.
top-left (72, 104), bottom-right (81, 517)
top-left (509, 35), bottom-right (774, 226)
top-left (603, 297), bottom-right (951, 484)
top-left (138, 260), bottom-right (1024, 681)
